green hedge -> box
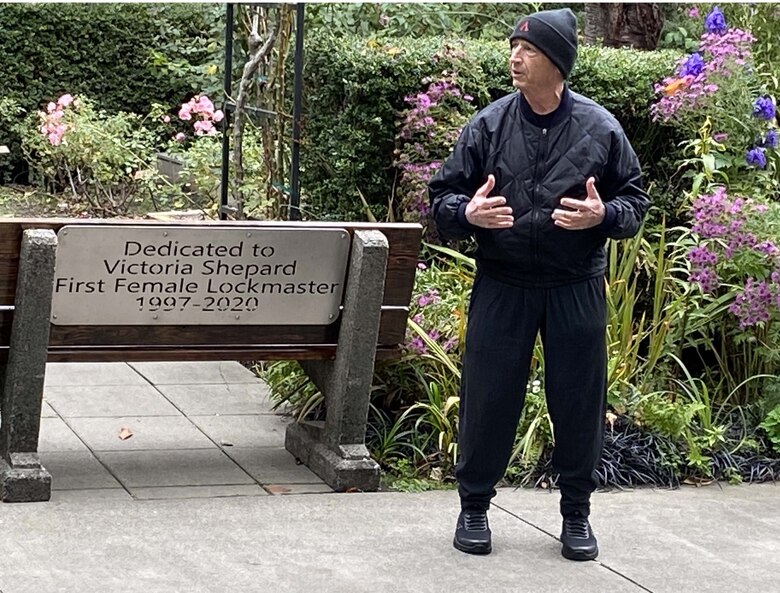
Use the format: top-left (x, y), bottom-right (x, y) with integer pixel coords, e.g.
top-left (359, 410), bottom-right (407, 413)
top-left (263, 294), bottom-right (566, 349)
top-left (300, 36), bottom-right (682, 221)
top-left (0, 4), bottom-right (215, 183)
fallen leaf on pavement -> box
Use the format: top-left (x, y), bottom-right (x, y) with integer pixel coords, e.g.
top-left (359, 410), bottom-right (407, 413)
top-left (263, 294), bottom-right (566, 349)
top-left (118, 427), bottom-right (134, 440)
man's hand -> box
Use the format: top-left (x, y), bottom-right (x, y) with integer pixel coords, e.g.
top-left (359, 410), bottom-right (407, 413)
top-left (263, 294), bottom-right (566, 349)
top-left (465, 175), bottom-right (514, 229)
top-left (552, 177), bottom-right (605, 230)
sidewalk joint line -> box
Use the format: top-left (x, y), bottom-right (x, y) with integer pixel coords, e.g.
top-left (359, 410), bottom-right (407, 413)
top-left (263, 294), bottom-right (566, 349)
top-left (47, 404), bottom-right (135, 499)
top-left (145, 378), bottom-right (279, 496)
top-left (491, 502), bottom-right (656, 593)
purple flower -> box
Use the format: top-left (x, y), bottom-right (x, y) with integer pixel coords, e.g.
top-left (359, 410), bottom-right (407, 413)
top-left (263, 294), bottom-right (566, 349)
top-left (442, 337), bottom-right (459, 352)
top-left (688, 7), bottom-right (700, 19)
top-left (417, 93), bottom-right (432, 110)
top-left (705, 6), bottom-right (727, 35)
top-left (408, 337), bottom-right (427, 355)
top-left (756, 241), bottom-right (779, 256)
top-left (689, 268), bottom-right (719, 293)
top-left (752, 96), bottom-right (776, 120)
top-left (730, 278), bottom-right (775, 329)
top-left (417, 294), bottom-right (432, 307)
top-left (416, 288), bottom-right (440, 307)
top-left (688, 246), bottom-right (719, 266)
top-left (765, 129), bottom-right (778, 149)
top-left (746, 147), bottom-right (767, 169)
top-left (680, 53), bottom-right (705, 77)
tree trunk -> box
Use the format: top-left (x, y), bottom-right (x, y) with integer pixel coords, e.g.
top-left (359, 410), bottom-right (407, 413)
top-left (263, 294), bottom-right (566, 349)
top-left (583, 3), bottom-right (664, 50)
top-left (583, 4), bottom-right (608, 46)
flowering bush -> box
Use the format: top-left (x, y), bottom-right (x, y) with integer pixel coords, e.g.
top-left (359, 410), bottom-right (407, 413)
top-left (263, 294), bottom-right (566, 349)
top-left (394, 60), bottom-right (475, 237)
top-left (404, 255), bottom-right (470, 360)
top-left (687, 187), bottom-right (780, 329)
top-left (20, 93), bottom-right (157, 215)
top-left (651, 6), bottom-right (778, 193)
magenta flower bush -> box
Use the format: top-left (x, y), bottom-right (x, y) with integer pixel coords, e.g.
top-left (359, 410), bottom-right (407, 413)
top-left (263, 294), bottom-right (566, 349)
top-left (394, 69), bottom-right (475, 237)
top-left (687, 187), bottom-right (780, 329)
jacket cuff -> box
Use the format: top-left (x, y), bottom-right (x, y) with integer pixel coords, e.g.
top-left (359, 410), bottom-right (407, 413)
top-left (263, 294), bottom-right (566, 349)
top-left (596, 202), bottom-right (618, 232)
top-left (457, 201), bottom-right (480, 232)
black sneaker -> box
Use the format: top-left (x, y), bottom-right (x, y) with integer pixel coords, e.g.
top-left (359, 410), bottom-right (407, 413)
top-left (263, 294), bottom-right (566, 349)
top-left (560, 512), bottom-right (598, 561)
top-left (453, 509), bottom-right (492, 555)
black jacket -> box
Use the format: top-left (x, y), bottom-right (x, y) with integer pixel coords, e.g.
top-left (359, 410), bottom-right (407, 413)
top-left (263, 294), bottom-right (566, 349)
top-left (429, 86), bottom-right (650, 287)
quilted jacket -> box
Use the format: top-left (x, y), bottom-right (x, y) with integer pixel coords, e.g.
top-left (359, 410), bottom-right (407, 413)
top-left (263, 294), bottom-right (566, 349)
top-left (428, 86), bottom-right (650, 287)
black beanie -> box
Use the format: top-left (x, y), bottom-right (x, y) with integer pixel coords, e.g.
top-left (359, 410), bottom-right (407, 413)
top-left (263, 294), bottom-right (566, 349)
top-left (509, 8), bottom-right (578, 79)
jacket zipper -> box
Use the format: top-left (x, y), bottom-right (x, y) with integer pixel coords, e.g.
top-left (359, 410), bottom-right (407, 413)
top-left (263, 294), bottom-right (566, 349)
top-left (532, 127), bottom-right (548, 269)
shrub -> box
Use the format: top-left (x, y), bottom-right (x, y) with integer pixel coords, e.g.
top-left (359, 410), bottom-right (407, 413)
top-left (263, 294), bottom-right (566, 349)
top-left (18, 94), bottom-right (157, 216)
top-left (0, 4), bottom-right (216, 182)
top-left (650, 8), bottom-right (779, 199)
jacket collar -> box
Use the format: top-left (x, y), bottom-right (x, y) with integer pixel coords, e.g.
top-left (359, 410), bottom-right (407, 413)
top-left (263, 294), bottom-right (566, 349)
top-left (518, 84), bottom-right (572, 128)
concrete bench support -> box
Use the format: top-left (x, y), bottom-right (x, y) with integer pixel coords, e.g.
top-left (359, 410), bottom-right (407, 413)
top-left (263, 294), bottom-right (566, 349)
top-left (0, 230), bottom-right (57, 502)
top-left (287, 230), bottom-right (388, 491)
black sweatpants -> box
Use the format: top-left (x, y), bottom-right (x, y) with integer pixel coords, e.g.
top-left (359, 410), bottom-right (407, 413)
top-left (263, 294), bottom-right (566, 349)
top-left (456, 272), bottom-right (607, 518)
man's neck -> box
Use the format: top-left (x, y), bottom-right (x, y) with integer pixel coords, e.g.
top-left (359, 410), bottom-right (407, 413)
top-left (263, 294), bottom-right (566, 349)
top-left (522, 82), bottom-right (566, 115)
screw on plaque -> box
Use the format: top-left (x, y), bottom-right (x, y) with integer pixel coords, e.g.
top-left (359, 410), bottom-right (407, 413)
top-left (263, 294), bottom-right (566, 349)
top-left (153, 314), bottom-right (158, 319)
top-left (163, 231), bottom-right (168, 237)
top-left (235, 315), bottom-right (240, 319)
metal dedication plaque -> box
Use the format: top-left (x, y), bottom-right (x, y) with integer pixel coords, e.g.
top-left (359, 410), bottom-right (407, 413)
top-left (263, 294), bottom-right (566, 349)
top-left (51, 226), bottom-right (351, 325)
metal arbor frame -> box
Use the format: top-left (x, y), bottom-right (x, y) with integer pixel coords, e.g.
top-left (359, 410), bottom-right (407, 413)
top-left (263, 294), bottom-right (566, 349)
top-left (218, 3), bottom-right (305, 222)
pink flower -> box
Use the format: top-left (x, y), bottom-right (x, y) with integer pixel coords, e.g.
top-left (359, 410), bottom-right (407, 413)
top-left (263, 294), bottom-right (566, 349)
top-left (688, 7), bottom-right (700, 19)
top-left (57, 94), bottom-right (74, 107)
top-left (193, 120), bottom-right (215, 136)
top-left (162, 115), bottom-right (171, 123)
top-left (174, 132), bottom-right (186, 142)
top-left (47, 102), bottom-right (57, 113)
top-left (195, 95), bottom-right (214, 115)
top-left (178, 103), bottom-right (192, 121)
top-left (213, 109), bottom-right (224, 123)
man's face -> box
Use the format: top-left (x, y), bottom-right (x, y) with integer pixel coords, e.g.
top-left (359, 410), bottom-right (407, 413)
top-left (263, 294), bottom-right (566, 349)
top-left (509, 39), bottom-right (561, 91)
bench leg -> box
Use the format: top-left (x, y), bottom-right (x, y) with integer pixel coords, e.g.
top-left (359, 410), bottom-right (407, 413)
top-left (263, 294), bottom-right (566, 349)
top-left (0, 230), bottom-right (57, 502)
top-left (288, 230), bottom-right (388, 491)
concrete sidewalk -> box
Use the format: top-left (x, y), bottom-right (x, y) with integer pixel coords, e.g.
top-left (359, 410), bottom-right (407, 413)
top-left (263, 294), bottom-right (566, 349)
top-left (0, 362), bottom-right (777, 593)
top-left (35, 361), bottom-right (331, 500)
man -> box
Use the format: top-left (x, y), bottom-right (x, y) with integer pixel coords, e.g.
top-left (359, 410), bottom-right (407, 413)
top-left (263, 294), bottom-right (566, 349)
top-left (428, 8), bottom-right (649, 561)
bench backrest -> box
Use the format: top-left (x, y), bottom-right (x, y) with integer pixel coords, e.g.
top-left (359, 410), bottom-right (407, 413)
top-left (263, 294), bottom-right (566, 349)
top-left (0, 219), bottom-right (422, 362)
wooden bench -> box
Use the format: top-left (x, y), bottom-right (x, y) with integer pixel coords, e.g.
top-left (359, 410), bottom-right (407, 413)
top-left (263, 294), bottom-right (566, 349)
top-left (0, 218), bottom-right (422, 502)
